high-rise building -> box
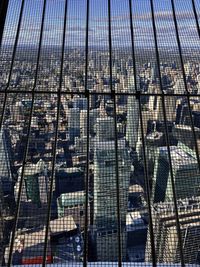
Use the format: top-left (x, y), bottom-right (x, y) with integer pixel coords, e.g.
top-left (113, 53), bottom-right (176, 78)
top-left (68, 108), bottom-right (80, 142)
top-left (151, 63), bottom-right (159, 83)
top-left (0, 128), bottom-right (14, 262)
top-left (145, 131), bottom-right (164, 173)
top-left (18, 159), bottom-right (47, 207)
top-left (152, 144), bottom-right (200, 203)
top-left (145, 198), bottom-right (200, 264)
top-left (173, 78), bottom-right (185, 94)
top-left (0, 127), bottom-right (13, 251)
top-left (80, 110), bottom-right (87, 138)
top-left (73, 97), bottom-right (87, 111)
top-left (126, 76), bottom-right (139, 149)
top-left (0, 129), bottom-right (12, 187)
top-left (55, 167), bottom-right (84, 197)
top-left (172, 125), bottom-right (200, 150)
top-left (95, 117), bottom-right (115, 142)
top-left (89, 109), bottom-right (100, 135)
top-left (126, 96), bottom-right (139, 149)
top-left (93, 139), bottom-right (131, 261)
top-left (10, 101), bottom-right (25, 123)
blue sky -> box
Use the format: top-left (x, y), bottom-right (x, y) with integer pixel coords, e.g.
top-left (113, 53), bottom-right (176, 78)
top-left (1, 0), bottom-right (200, 48)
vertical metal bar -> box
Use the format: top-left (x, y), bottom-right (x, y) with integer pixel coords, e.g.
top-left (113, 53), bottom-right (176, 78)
top-left (7, 0), bottom-right (47, 265)
top-left (171, 0), bottom-right (200, 178)
top-left (42, 0), bottom-right (68, 266)
top-left (0, 0), bottom-right (25, 134)
top-left (150, 0), bottom-right (185, 266)
top-left (128, 0), bottom-right (157, 265)
top-left (0, 0), bottom-right (9, 49)
top-left (191, 0), bottom-right (200, 39)
top-left (83, 0), bottom-right (90, 266)
top-left (108, 0), bottom-right (122, 265)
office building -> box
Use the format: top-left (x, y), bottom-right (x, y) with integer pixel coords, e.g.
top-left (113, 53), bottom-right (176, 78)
top-left (93, 139), bottom-right (131, 261)
top-left (73, 97), bottom-right (87, 111)
top-left (80, 110), bottom-right (88, 138)
top-left (95, 117), bottom-right (115, 142)
top-left (126, 96), bottom-right (139, 149)
top-left (152, 145), bottom-right (200, 203)
top-left (57, 191), bottom-right (87, 229)
top-left (151, 63), bottom-right (159, 83)
top-left (16, 159), bottom-right (47, 208)
top-left (0, 129), bottom-right (13, 194)
top-left (55, 167), bottom-right (85, 197)
top-left (68, 108), bottom-right (80, 142)
top-left (145, 198), bottom-right (200, 264)
top-left (126, 76), bottom-right (139, 149)
top-left (126, 211), bottom-right (148, 262)
top-left (172, 124), bottom-right (200, 150)
top-left (145, 131), bottom-right (164, 173)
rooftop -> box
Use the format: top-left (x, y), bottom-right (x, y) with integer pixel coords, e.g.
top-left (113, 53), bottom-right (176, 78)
top-left (50, 216), bottom-right (77, 234)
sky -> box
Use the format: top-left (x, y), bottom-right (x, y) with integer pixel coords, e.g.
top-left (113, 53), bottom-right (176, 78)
top-left (1, 0), bottom-right (200, 48)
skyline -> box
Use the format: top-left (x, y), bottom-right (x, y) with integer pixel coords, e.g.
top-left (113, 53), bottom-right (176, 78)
top-left (1, 0), bottom-right (200, 47)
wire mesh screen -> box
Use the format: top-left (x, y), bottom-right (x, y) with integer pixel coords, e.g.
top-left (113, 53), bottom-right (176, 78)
top-left (0, 0), bottom-right (200, 266)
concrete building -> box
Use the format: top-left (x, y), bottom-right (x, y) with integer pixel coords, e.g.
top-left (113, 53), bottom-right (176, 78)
top-left (57, 191), bottom-right (87, 229)
top-left (55, 167), bottom-right (84, 197)
top-left (5, 216), bottom-right (82, 265)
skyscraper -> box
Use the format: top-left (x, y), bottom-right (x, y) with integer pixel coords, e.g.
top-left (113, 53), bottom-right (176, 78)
top-left (145, 198), bottom-right (200, 264)
top-left (68, 108), bottom-right (80, 142)
top-left (95, 117), bottom-right (115, 142)
top-left (80, 110), bottom-right (87, 138)
top-left (0, 129), bottom-right (12, 187)
top-left (93, 139), bottom-right (131, 261)
top-left (126, 76), bottom-right (139, 149)
top-left (152, 144), bottom-right (200, 203)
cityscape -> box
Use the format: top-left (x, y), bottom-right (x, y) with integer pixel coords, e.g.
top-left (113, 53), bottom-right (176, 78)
top-left (0, 0), bottom-right (200, 266)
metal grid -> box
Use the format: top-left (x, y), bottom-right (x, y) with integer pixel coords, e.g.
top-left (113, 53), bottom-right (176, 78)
top-left (0, 0), bottom-right (199, 266)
